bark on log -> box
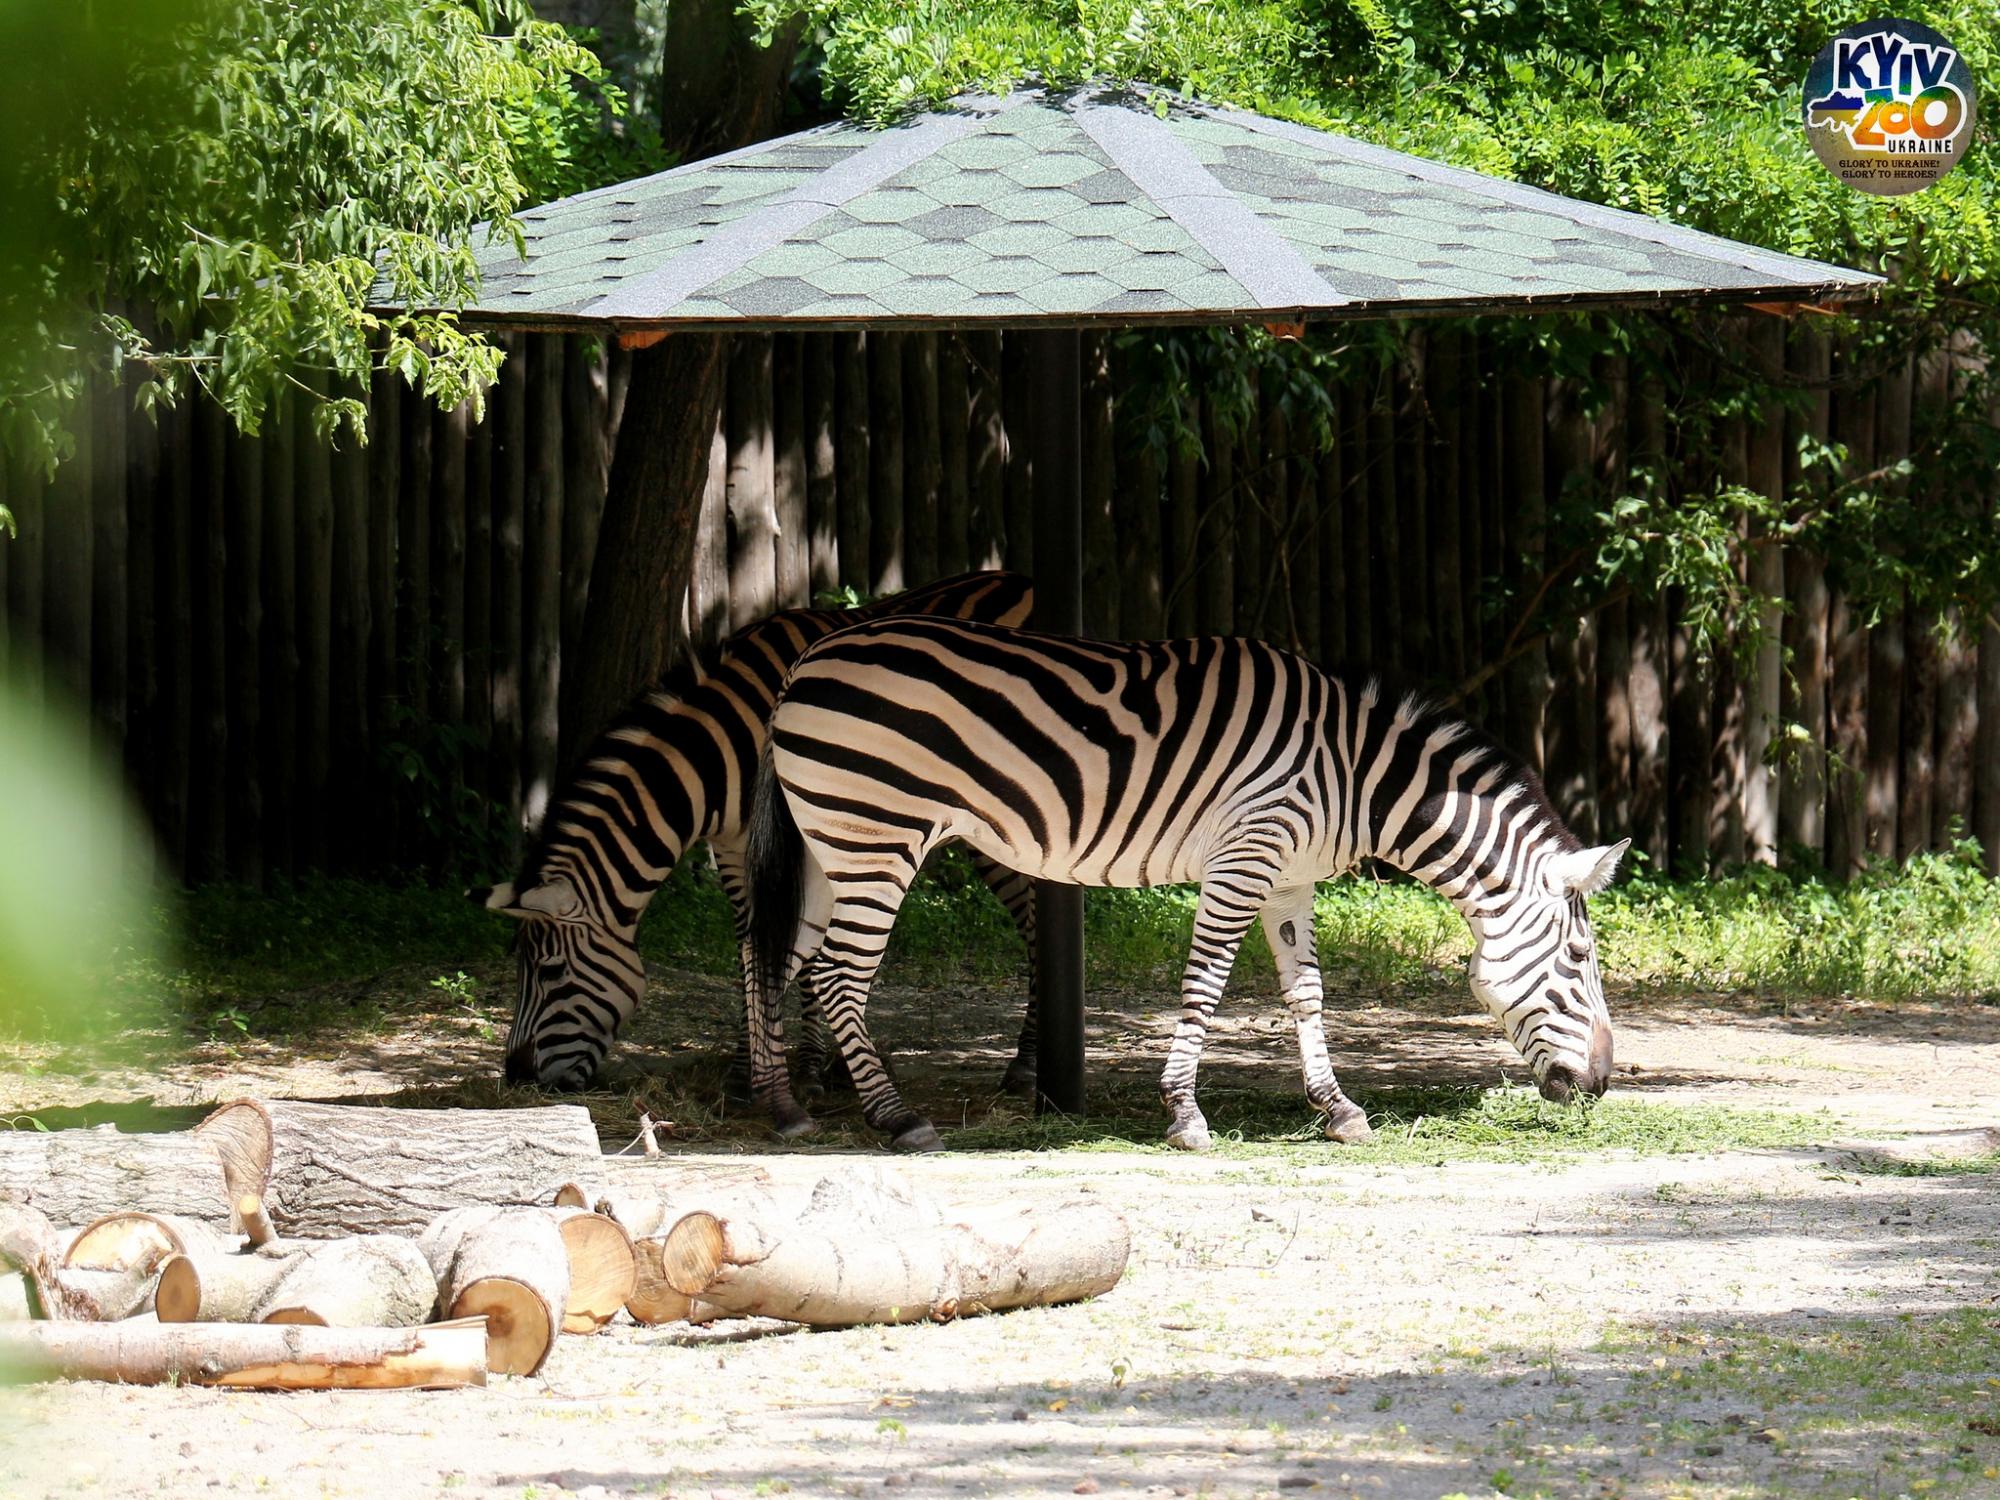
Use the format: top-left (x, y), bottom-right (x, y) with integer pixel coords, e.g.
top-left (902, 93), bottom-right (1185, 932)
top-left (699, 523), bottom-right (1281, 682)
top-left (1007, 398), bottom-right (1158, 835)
top-left (546, 1208), bottom-right (635, 1334)
top-left (417, 1207), bottom-right (569, 1376)
top-left (0, 1126), bottom-right (231, 1226)
top-left (0, 1317), bottom-right (488, 1389)
top-left (195, 1100), bottom-right (603, 1238)
top-left (257, 1235), bottom-right (436, 1328)
top-left (661, 1199), bottom-right (1129, 1327)
top-left (156, 1244), bottom-right (297, 1324)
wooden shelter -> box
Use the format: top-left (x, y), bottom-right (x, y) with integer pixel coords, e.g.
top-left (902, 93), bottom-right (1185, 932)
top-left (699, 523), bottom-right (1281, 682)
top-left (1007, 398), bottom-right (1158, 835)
top-left (390, 81), bottom-right (1880, 1115)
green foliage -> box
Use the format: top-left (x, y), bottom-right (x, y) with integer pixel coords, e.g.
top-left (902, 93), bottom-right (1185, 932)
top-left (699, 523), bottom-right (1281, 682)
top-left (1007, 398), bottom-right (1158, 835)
top-left (0, 0), bottom-right (645, 476)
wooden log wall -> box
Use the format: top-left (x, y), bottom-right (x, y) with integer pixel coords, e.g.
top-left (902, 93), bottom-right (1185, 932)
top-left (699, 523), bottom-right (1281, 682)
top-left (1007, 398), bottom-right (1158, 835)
top-left (3, 326), bottom-right (1997, 884)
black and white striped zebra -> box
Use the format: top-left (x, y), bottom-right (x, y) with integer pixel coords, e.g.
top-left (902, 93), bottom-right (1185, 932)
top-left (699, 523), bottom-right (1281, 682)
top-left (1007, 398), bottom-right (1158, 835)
top-left (473, 572), bottom-right (1042, 1092)
top-left (748, 617), bottom-right (1626, 1151)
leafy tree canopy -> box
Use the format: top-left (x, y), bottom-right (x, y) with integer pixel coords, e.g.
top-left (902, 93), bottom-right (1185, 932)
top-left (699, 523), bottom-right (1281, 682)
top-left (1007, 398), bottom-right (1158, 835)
top-left (0, 0), bottom-right (640, 483)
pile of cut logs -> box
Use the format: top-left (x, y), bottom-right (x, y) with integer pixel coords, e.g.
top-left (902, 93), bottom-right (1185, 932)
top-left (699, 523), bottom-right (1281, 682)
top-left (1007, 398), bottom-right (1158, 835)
top-left (0, 1099), bottom-right (1130, 1391)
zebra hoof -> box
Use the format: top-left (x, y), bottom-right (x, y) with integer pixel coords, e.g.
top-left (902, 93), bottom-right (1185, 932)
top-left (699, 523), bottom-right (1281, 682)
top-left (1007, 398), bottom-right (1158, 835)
top-left (1322, 1106), bottom-right (1373, 1144)
top-left (890, 1121), bottom-right (943, 1153)
top-left (1165, 1122), bottom-right (1213, 1154)
top-left (772, 1108), bottom-right (819, 1141)
top-left (999, 1059), bottom-right (1038, 1101)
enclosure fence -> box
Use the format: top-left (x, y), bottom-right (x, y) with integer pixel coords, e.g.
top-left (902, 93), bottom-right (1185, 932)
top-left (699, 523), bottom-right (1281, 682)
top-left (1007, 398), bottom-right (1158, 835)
top-left (3, 324), bottom-right (1996, 884)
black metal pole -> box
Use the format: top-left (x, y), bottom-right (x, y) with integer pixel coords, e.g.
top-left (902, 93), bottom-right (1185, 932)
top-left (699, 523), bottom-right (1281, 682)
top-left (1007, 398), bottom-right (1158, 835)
top-left (1024, 326), bottom-right (1087, 1118)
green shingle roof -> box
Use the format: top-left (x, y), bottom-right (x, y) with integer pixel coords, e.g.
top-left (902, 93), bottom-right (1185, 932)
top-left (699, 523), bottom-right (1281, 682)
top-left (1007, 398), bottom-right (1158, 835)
top-left (413, 84), bottom-right (1880, 328)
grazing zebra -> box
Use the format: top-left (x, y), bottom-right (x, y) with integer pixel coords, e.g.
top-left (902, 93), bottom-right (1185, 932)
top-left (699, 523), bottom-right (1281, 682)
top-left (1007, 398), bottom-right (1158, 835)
top-left (474, 572), bottom-right (1042, 1092)
top-left (747, 618), bottom-right (1626, 1152)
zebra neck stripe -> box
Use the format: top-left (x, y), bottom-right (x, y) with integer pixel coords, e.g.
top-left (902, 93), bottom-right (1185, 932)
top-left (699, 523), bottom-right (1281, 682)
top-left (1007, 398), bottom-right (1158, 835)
top-left (1070, 99), bottom-right (1350, 312)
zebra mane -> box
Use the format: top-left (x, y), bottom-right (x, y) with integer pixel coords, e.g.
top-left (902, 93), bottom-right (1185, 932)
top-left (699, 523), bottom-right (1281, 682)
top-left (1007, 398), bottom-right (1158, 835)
top-left (1336, 668), bottom-right (1585, 857)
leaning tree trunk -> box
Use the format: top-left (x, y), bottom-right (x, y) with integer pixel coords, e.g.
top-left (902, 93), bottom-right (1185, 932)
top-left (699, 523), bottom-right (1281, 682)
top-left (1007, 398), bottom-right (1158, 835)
top-left (559, 335), bottom-right (728, 761)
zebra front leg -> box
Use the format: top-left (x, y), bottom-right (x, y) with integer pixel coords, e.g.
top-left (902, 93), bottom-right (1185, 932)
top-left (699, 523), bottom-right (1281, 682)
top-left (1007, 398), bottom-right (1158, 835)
top-left (1159, 875), bottom-right (1267, 1152)
top-left (970, 850), bottom-right (1039, 1098)
top-left (744, 865), bottom-right (835, 1141)
top-left (1262, 887), bottom-right (1371, 1143)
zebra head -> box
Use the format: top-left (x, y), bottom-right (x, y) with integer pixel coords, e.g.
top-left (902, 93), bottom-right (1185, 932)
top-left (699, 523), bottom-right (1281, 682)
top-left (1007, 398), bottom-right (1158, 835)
top-left (470, 876), bottom-right (645, 1091)
top-left (1463, 837), bottom-right (1628, 1104)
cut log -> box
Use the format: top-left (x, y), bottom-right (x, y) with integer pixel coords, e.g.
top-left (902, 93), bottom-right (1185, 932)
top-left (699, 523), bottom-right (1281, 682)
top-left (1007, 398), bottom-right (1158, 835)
top-left (660, 1198), bottom-right (1129, 1327)
top-left (0, 1124), bottom-right (231, 1226)
top-left (546, 1208), bottom-right (636, 1334)
top-left (156, 1245), bottom-right (298, 1324)
top-left (625, 1236), bottom-right (725, 1327)
top-left (63, 1212), bottom-right (230, 1275)
top-left (196, 1099), bottom-right (602, 1237)
top-left (418, 1207), bottom-right (569, 1376)
top-left (256, 1235), bottom-right (437, 1328)
top-left (0, 1317), bottom-right (488, 1389)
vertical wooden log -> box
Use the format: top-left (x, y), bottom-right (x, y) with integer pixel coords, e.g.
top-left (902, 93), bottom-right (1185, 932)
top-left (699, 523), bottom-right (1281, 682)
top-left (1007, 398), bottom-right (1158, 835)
top-left (936, 335), bottom-right (971, 580)
top-left (904, 333), bottom-right (942, 588)
top-left (773, 334), bottom-right (810, 610)
top-left (1592, 354), bottom-right (1633, 842)
top-left (1501, 373), bottom-right (1547, 770)
top-left (45, 380), bottom-right (93, 718)
top-left (397, 379), bottom-right (434, 733)
top-left (868, 333), bottom-right (905, 595)
top-left (1544, 373), bottom-right (1597, 841)
top-left (965, 331), bottom-right (1005, 571)
top-left (1666, 366), bottom-right (1709, 873)
top-left (1626, 376), bottom-right (1669, 866)
top-left (1428, 329), bottom-right (1464, 688)
top-left (366, 368), bottom-right (400, 767)
top-left (463, 389), bottom-right (493, 794)
top-left (1081, 334), bottom-right (1117, 638)
top-left (1316, 428), bottom-right (1346, 666)
top-left (1165, 401), bottom-right (1200, 639)
top-left (125, 383), bottom-right (159, 861)
top-left (804, 334), bottom-right (840, 595)
top-left (690, 396), bottom-right (730, 648)
top-left (490, 339), bottom-right (526, 850)
top-left (1118, 441), bottom-right (1163, 641)
top-left (1708, 383), bottom-right (1750, 867)
top-left (330, 402), bottom-right (371, 871)
top-left (1368, 370), bottom-right (1404, 672)
top-left (1001, 331), bottom-right (1032, 576)
top-left (262, 392), bottom-right (300, 878)
top-left (1290, 429), bottom-right (1320, 660)
top-left (1457, 335), bottom-right (1489, 688)
top-left (6, 444), bottom-right (44, 717)
top-left (155, 399), bottom-right (195, 876)
top-left (1836, 358), bottom-right (1885, 872)
top-left (225, 423), bottom-right (264, 883)
top-left (524, 337), bottom-right (566, 834)
top-left (1342, 384), bottom-right (1373, 666)
top-left (1390, 340), bottom-right (1427, 671)
top-left (835, 333), bottom-right (870, 592)
top-left (1200, 396), bottom-right (1236, 636)
top-left (1234, 373), bottom-right (1266, 639)
top-left (1254, 396), bottom-right (1289, 643)
top-left (1743, 321), bottom-right (1786, 865)
top-left (725, 335), bottom-right (777, 630)
top-left (433, 399), bottom-right (469, 737)
top-left (297, 386), bottom-right (336, 872)
top-left (1779, 329), bottom-right (1830, 862)
top-left (560, 337), bottom-right (611, 688)
top-left (90, 376), bottom-right (127, 806)
top-left (190, 398), bottom-right (228, 880)
top-left (1910, 351), bottom-right (1954, 855)
top-left (1930, 350), bottom-right (1976, 852)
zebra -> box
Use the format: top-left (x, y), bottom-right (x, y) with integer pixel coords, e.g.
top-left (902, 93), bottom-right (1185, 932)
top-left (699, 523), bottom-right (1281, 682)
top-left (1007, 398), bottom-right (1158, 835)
top-left (473, 571), bottom-right (1043, 1093)
top-left (747, 617), bottom-right (1626, 1152)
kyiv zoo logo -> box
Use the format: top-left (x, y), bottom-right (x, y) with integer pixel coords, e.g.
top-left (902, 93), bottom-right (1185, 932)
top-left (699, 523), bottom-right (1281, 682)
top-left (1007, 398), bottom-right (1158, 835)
top-left (1803, 17), bottom-right (1976, 195)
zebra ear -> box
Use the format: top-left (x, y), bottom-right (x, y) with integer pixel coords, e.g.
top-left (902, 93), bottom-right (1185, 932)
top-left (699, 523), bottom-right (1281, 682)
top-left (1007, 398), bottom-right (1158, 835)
top-left (1547, 839), bottom-right (1630, 898)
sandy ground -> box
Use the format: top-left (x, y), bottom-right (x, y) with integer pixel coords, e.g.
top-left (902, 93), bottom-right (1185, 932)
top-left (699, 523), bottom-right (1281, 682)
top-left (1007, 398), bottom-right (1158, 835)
top-left (3, 976), bottom-right (1998, 1500)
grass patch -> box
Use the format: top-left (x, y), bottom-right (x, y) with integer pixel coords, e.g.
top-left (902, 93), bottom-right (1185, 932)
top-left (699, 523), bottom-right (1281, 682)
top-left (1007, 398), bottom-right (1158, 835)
top-left (1596, 1309), bottom-right (2000, 1497)
top-left (943, 1082), bottom-right (1837, 1166)
top-left (1844, 1151), bottom-right (2000, 1178)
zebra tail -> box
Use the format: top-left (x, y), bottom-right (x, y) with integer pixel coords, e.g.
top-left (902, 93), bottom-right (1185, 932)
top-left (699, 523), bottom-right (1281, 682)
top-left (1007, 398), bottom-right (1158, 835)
top-left (747, 737), bottom-right (805, 1011)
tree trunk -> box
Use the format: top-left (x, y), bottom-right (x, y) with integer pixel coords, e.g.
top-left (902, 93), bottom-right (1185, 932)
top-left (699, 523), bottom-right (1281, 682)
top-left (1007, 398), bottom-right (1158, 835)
top-left (1779, 328), bottom-right (1831, 860)
top-left (868, 332), bottom-right (905, 594)
top-left (726, 334), bottom-right (777, 630)
top-left (193, 1100), bottom-right (601, 1239)
top-left (806, 333), bottom-right (841, 592)
top-left (1501, 374), bottom-right (1546, 768)
top-left (0, 1317), bottom-right (488, 1390)
top-left (905, 332), bottom-right (942, 587)
top-left (491, 338), bottom-right (528, 842)
top-left (417, 1207), bottom-right (569, 1376)
top-left (560, 333), bottom-right (727, 755)
top-left (657, 0), bottom-right (802, 165)
top-left (837, 332), bottom-right (872, 590)
top-left (774, 333), bottom-right (811, 607)
top-left (965, 330), bottom-right (1006, 570)
top-left (297, 385), bottom-right (336, 870)
top-left (937, 334), bottom-right (970, 579)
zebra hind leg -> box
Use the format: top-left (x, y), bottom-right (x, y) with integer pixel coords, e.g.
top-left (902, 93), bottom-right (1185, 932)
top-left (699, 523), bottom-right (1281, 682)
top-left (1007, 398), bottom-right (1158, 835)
top-left (1158, 876), bottom-right (1266, 1152)
top-left (969, 850), bottom-right (1038, 1099)
top-left (796, 954), bottom-right (856, 1102)
top-left (1262, 887), bottom-right (1371, 1144)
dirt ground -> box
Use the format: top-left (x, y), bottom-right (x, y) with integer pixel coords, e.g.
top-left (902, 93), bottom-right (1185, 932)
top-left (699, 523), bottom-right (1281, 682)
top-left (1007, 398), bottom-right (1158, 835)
top-left (4, 973), bottom-right (1999, 1500)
